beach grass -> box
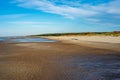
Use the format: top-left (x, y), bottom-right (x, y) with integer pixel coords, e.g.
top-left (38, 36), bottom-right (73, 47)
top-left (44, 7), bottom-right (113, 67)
top-left (33, 31), bottom-right (120, 37)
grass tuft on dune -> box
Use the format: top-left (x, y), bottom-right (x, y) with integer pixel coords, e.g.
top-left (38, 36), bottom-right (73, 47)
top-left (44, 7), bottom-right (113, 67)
top-left (32, 31), bottom-right (120, 37)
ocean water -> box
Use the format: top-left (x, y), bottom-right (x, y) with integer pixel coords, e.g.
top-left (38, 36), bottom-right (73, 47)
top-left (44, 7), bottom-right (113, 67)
top-left (0, 37), bottom-right (7, 42)
top-left (0, 37), bottom-right (56, 43)
top-left (11, 38), bottom-right (56, 42)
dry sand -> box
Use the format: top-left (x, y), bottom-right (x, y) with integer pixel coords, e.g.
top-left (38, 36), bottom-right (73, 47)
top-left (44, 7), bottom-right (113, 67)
top-left (44, 36), bottom-right (120, 52)
top-left (44, 36), bottom-right (120, 43)
top-left (0, 36), bottom-right (120, 80)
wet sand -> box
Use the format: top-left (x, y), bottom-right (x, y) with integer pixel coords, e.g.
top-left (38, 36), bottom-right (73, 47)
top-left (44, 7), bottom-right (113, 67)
top-left (0, 40), bottom-right (120, 80)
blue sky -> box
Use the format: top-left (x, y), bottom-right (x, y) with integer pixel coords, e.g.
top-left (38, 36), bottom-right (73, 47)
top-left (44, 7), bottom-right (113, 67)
top-left (0, 0), bottom-right (120, 36)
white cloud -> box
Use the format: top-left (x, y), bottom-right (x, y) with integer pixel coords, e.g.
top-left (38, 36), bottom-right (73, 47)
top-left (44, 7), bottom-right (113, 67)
top-left (90, 0), bottom-right (120, 14)
top-left (13, 0), bottom-right (98, 18)
top-left (12, 0), bottom-right (120, 25)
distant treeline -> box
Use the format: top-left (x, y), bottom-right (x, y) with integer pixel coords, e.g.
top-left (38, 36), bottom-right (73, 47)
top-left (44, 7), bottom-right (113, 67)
top-left (34, 31), bottom-right (120, 36)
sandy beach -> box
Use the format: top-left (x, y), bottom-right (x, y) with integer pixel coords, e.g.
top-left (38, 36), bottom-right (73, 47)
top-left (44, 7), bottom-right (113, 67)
top-left (0, 36), bottom-right (120, 80)
top-left (1, 0), bottom-right (120, 79)
top-left (44, 36), bottom-right (120, 52)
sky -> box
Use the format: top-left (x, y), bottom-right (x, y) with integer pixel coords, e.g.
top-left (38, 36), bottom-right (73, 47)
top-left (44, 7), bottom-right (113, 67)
top-left (0, 0), bottom-right (120, 36)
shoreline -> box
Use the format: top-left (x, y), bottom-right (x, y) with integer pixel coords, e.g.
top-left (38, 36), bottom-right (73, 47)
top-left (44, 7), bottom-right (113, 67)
top-left (0, 37), bottom-right (120, 80)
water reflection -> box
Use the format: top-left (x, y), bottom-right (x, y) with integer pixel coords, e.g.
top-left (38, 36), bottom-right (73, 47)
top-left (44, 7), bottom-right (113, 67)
top-left (57, 55), bottom-right (120, 80)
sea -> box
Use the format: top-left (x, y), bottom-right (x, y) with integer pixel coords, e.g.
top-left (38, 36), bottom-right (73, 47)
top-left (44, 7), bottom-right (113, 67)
top-left (0, 37), bottom-right (56, 43)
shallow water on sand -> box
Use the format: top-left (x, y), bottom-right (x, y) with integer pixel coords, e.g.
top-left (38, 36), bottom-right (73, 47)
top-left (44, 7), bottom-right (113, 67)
top-left (56, 54), bottom-right (120, 80)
